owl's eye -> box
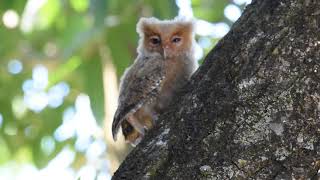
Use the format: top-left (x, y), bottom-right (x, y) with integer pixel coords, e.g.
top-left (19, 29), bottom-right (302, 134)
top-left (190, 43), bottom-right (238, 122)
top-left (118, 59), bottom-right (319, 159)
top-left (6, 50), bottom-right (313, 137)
top-left (149, 36), bottom-right (161, 45)
top-left (172, 37), bottom-right (181, 43)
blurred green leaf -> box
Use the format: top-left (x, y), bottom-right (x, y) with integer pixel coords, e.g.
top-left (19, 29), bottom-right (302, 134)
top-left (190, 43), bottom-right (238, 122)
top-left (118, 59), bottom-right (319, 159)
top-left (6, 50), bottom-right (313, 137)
top-left (0, 1), bottom-right (26, 14)
top-left (70, 0), bottom-right (89, 12)
top-left (107, 22), bottom-right (136, 78)
top-left (39, 0), bottom-right (60, 29)
top-left (193, 0), bottom-right (228, 22)
top-left (89, 0), bottom-right (108, 27)
top-left (48, 56), bottom-right (82, 87)
top-left (80, 57), bottom-right (105, 124)
top-left (0, 138), bottom-right (10, 164)
top-left (150, 0), bottom-right (178, 18)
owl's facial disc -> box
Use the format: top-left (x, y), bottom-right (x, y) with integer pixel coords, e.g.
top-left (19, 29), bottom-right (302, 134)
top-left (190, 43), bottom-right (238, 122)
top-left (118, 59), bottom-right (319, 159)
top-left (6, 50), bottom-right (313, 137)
top-left (162, 35), bottom-right (183, 59)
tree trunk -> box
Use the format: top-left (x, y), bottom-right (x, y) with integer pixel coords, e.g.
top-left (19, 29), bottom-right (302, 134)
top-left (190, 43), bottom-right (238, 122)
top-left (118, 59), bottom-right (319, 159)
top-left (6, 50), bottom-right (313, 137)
top-left (112, 0), bottom-right (320, 179)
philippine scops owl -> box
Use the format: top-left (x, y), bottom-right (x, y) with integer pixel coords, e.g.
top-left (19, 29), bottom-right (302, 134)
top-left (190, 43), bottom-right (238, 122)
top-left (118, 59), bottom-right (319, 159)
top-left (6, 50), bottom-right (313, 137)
top-left (112, 17), bottom-right (198, 146)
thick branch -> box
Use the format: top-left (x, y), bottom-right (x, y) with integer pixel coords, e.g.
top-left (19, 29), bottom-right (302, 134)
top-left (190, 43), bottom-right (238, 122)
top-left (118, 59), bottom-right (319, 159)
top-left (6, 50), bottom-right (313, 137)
top-left (113, 0), bottom-right (320, 179)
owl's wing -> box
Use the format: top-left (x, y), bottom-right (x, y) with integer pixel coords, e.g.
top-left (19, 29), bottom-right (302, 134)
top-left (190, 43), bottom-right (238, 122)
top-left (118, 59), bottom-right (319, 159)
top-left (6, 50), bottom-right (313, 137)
top-left (112, 56), bottom-right (165, 140)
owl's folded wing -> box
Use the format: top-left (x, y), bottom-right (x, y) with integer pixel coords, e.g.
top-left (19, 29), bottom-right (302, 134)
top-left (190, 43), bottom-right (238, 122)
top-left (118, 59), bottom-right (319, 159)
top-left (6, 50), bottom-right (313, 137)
top-left (112, 56), bottom-right (165, 140)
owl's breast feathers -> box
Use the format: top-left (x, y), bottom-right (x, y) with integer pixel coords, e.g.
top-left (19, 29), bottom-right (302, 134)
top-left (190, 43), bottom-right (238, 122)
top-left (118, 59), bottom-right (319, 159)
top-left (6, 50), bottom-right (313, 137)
top-left (112, 56), bottom-right (165, 140)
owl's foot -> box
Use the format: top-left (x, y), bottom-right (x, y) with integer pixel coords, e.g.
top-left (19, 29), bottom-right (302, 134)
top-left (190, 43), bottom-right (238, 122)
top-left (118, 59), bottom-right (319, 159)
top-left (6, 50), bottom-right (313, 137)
top-left (127, 114), bottom-right (145, 135)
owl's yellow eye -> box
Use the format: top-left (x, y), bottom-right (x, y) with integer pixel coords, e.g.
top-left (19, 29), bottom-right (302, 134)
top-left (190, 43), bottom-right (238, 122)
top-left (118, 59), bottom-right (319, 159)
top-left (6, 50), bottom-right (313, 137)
top-left (149, 36), bottom-right (161, 45)
top-left (172, 37), bottom-right (181, 43)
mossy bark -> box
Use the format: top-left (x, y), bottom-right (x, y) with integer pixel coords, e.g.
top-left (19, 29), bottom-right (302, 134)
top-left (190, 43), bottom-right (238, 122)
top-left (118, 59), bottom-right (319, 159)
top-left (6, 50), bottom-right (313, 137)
top-left (113, 0), bottom-right (320, 179)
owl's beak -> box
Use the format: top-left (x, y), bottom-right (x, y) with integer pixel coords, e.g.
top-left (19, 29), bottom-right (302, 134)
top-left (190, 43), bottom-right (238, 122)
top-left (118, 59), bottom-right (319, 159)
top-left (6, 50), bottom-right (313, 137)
top-left (163, 50), bottom-right (167, 59)
top-left (163, 45), bottom-right (170, 59)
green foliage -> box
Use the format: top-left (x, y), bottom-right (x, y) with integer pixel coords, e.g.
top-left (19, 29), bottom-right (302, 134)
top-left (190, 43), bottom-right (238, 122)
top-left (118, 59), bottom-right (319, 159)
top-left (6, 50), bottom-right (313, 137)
top-left (0, 0), bottom-right (178, 171)
top-left (192, 0), bottom-right (228, 22)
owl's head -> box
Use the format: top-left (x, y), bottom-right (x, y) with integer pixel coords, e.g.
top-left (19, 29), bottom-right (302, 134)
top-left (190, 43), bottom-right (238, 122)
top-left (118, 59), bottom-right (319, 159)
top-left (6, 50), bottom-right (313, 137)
top-left (137, 17), bottom-right (195, 59)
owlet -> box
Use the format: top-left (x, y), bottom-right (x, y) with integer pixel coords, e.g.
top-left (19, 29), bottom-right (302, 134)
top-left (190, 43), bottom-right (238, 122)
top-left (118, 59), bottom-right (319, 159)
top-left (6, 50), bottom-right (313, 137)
top-left (112, 17), bottom-right (198, 146)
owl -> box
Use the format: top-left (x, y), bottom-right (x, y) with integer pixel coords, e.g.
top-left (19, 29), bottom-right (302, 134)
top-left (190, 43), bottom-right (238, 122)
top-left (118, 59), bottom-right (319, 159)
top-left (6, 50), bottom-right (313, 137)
top-left (112, 17), bottom-right (198, 146)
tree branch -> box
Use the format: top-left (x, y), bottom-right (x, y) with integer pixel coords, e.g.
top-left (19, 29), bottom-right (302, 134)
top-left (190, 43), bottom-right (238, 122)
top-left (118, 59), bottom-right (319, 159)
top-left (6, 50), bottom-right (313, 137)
top-left (113, 0), bottom-right (320, 179)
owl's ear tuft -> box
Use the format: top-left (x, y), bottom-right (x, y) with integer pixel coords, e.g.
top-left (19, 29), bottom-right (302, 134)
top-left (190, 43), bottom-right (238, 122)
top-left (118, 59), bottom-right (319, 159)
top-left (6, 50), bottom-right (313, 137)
top-left (136, 17), bottom-right (159, 37)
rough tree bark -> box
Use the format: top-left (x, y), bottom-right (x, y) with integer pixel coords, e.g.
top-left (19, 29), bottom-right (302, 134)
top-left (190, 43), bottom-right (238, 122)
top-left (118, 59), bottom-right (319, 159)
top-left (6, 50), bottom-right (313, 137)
top-left (113, 0), bottom-right (320, 179)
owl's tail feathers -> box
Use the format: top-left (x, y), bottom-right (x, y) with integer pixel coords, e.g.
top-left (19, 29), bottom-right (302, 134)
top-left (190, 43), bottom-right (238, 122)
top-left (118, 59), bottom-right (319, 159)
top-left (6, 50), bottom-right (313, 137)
top-left (112, 109), bottom-right (125, 141)
top-left (112, 103), bottom-right (143, 141)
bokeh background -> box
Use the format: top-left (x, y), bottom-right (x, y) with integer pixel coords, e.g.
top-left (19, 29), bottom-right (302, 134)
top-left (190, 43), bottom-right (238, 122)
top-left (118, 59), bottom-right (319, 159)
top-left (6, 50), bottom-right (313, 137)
top-left (0, 0), bottom-right (250, 179)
